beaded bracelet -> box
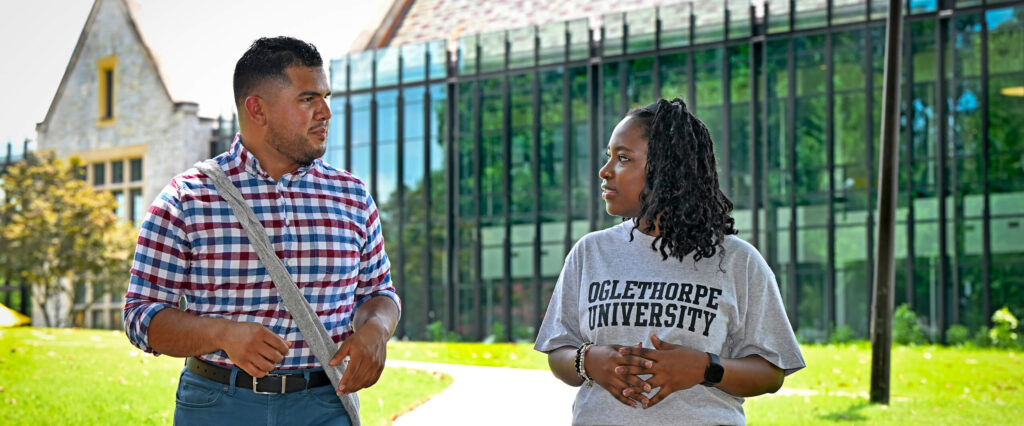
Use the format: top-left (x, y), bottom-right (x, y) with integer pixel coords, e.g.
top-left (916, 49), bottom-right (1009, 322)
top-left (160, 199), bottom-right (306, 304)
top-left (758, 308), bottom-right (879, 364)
top-left (575, 342), bottom-right (594, 385)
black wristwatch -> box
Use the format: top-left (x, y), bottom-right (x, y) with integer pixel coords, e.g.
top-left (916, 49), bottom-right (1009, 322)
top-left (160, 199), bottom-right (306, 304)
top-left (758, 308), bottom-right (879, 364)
top-left (701, 352), bottom-right (724, 387)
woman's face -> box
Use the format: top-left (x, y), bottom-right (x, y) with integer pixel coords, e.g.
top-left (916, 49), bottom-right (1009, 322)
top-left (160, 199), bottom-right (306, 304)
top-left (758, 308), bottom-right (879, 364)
top-left (599, 116), bottom-right (648, 218)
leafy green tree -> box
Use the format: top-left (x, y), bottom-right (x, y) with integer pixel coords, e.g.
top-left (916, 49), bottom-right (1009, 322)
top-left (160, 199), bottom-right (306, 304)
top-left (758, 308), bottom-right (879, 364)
top-left (0, 151), bottom-right (136, 327)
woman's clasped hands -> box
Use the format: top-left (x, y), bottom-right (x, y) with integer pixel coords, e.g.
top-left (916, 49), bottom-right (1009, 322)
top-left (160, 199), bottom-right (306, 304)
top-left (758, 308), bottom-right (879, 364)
top-left (584, 333), bottom-right (710, 409)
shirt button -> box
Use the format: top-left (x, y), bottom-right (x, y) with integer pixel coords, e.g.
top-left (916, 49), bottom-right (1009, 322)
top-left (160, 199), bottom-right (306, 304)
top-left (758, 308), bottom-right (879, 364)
top-left (287, 258), bottom-right (296, 267)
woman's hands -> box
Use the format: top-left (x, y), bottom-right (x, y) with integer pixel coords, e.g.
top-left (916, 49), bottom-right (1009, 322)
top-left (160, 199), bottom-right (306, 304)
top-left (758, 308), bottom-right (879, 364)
top-left (583, 344), bottom-right (654, 408)
top-left (617, 333), bottom-right (709, 408)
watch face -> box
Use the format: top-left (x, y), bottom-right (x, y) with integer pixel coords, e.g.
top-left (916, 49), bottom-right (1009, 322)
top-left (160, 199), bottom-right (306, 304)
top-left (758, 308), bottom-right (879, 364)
top-left (706, 362), bottom-right (724, 383)
top-left (704, 353), bottom-right (724, 385)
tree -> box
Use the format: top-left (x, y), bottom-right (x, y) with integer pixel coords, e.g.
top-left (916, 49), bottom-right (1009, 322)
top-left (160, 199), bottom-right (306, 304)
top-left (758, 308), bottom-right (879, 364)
top-left (0, 151), bottom-right (136, 327)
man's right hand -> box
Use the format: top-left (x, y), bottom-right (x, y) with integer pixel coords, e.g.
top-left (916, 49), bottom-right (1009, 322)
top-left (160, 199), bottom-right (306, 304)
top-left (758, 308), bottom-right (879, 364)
top-left (584, 344), bottom-right (654, 408)
top-left (219, 321), bottom-right (290, 378)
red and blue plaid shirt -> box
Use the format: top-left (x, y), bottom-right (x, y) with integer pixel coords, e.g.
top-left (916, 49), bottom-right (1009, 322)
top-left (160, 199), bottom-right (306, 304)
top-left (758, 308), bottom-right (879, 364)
top-left (124, 136), bottom-right (400, 370)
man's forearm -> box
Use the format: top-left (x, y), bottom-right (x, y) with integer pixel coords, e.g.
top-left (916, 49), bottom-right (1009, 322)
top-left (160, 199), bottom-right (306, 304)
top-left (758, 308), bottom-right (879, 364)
top-left (353, 296), bottom-right (399, 338)
top-left (148, 307), bottom-right (230, 357)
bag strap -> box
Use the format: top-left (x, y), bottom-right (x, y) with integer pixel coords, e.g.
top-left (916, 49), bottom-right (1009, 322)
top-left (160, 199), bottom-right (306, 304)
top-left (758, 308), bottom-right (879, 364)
top-left (194, 159), bottom-right (360, 425)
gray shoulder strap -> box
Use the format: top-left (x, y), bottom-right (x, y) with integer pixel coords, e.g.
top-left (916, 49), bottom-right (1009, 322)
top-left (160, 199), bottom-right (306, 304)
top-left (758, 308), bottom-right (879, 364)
top-left (193, 159), bottom-right (360, 425)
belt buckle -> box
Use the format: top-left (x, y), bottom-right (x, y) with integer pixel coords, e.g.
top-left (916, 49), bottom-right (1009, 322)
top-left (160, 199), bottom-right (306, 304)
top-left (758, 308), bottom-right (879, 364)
top-left (252, 374), bottom-right (286, 394)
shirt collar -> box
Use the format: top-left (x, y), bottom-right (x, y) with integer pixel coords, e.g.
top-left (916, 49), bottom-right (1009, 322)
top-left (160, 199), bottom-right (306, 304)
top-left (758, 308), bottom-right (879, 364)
top-left (227, 134), bottom-right (318, 181)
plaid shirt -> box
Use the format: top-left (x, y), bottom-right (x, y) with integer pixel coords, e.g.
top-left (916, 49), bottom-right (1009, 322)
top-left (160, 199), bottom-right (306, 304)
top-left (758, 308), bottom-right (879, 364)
top-left (124, 137), bottom-right (400, 370)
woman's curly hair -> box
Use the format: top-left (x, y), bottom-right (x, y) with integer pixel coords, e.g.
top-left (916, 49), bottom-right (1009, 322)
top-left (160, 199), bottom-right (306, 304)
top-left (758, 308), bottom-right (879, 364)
top-left (626, 98), bottom-right (738, 265)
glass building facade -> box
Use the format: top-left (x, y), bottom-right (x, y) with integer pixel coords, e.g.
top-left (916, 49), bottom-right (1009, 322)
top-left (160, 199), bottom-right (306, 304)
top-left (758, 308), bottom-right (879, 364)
top-left (327, 0), bottom-right (1024, 342)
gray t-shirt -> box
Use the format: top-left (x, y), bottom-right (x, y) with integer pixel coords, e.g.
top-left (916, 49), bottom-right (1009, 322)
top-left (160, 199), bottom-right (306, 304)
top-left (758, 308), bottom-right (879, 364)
top-left (535, 221), bottom-right (805, 426)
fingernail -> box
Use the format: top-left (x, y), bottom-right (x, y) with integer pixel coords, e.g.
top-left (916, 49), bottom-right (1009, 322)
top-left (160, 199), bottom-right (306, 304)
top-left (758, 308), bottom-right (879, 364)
top-left (623, 389), bottom-right (631, 396)
top-left (644, 385), bottom-right (651, 392)
top-left (645, 361), bottom-right (652, 367)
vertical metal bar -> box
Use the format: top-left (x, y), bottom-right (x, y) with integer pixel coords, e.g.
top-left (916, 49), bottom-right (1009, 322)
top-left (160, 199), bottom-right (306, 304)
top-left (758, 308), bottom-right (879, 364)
top-left (423, 83), bottom-right (434, 338)
top-left (948, 16), bottom-right (962, 336)
top-left (472, 79), bottom-right (483, 340)
top-left (904, 23), bottom-right (916, 311)
top-left (563, 66), bottom-right (573, 255)
top-left (588, 56), bottom-right (599, 232)
top-left (751, 38), bottom-right (760, 249)
top-left (445, 64), bottom-right (457, 332)
top-left (980, 11), bottom-right (991, 328)
top-left (502, 75), bottom-right (512, 343)
top-left (865, 27), bottom-right (877, 326)
top-left (722, 46), bottom-right (732, 198)
top-left (870, 0), bottom-right (903, 405)
top-left (826, 31), bottom-right (836, 334)
top-left (395, 68), bottom-right (405, 339)
top-left (532, 66), bottom-right (543, 337)
top-left (936, 15), bottom-right (952, 336)
top-left (689, 12), bottom-right (697, 108)
top-left (787, 38), bottom-right (799, 330)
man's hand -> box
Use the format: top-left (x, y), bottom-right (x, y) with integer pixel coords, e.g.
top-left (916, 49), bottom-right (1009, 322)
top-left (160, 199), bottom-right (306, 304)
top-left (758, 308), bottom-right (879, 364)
top-left (330, 321), bottom-right (389, 395)
top-left (220, 321), bottom-right (291, 378)
top-left (584, 343), bottom-right (655, 408)
top-left (617, 333), bottom-right (706, 408)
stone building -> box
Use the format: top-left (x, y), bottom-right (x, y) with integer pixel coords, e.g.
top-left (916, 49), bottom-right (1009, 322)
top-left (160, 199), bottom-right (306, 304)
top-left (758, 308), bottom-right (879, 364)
top-left (34, 0), bottom-right (218, 328)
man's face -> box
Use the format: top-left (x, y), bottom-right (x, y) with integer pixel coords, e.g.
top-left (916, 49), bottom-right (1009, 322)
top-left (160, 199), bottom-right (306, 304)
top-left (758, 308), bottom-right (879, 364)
top-left (264, 66), bottom-right (332, 167)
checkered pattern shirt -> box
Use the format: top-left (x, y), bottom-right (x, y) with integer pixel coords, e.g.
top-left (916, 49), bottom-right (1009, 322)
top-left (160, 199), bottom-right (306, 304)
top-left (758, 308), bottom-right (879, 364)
top-left (124, 136), bottom-right (400, 370)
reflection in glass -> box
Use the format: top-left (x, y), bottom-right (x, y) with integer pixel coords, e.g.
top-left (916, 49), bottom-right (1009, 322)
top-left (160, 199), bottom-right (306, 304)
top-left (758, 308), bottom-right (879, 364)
top-left (626, 8), bottom-right (657, 53)
top-left (659, 2), bottom-right (691, 48)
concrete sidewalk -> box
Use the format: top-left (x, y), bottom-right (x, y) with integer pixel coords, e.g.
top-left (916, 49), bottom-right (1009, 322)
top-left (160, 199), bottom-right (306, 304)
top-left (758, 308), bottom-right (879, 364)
top-left (387, 360), bottom-right (578, 425)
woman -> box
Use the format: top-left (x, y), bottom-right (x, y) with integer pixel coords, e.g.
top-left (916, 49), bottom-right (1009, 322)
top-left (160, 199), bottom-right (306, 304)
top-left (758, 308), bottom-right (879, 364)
top-left (534, 98), bottom-right (804, 425)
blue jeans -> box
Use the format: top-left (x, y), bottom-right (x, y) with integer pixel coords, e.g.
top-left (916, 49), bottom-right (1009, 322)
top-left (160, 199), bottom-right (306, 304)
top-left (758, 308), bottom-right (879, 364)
top-left (174, 367), bottom-right (352, 426)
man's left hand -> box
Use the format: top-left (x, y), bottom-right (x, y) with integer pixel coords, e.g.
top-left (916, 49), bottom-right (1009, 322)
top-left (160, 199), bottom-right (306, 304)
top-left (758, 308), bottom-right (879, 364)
top-left (330, 321), bottom-right (390, 395)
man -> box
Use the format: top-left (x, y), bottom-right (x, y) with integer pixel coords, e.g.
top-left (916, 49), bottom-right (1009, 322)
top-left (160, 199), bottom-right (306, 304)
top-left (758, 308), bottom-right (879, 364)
top-left (124, 36), bottom-right (400, 425)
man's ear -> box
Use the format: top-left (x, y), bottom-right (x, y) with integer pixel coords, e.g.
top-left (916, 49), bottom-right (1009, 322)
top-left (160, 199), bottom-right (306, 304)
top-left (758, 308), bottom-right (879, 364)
top-left (244, 96), bottom-right (268, 127)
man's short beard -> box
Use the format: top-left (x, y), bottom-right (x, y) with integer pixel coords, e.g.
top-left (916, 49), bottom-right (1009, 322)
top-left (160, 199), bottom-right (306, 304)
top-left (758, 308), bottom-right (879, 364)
top-left (268, 125), bottom-right (325, 167)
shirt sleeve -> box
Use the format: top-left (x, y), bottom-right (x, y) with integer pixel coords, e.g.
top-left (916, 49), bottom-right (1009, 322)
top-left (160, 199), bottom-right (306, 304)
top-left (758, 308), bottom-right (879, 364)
top-left (534, 242), bottom-right (584, 353)
top-left (122, 182), bottom-right (192, 355)
top-left (353, 192), bottom-right (401, 316)
top-left (729, 247), bottom-right (806, 375)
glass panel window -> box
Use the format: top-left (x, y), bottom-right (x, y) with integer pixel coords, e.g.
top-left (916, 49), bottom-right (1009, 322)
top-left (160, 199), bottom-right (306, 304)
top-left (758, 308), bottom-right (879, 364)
top-left (795, 0), bottom-right (828, 30)
top-left (111, 160), bottom-right (123, 184)
top-left (727, 0), bottom-right (751, 39)
top-left (693, 1), bottom-right (725, 44)
top-left (767, 0), bottom-right (791, 34)
top-left (539, 21), bottom-right (567, 65)
top-left (113, 190), bottom-right (125, 221)
top-left (568, 18), bottom-right (590, 61)
top-left (349, 50), bottom-right (374, 91)
top-left (602, 12), bottom-right (625, 56)
top-left (659, 2), bottom-right (691, 48)
top-left (92, 163), bottom-right (105, 186)
top-left (330, 56), bottom-right (348, 92)
top-left (402, 43), bottom-right (427, 84)
top-left (508, 27), bottom-right (536, 69)
top-left (130, 158), bottom-right (142, 182)
top-left (376, 90), bottom-right (399, 207)
top-left (833, 0), bottom-right (867, 25)
top-left (458, 35), bottom-right (478, 75)
top-left (428, 40), bottom-right (447, 79)
top-left (376, 47), bottom-right (400, 87)
top-left (480, 31), bottom-right (507, 73)
top-left (131, 188), bottom-right (143, 226)
top-left (326, 97), bottom-right (347, 168)
top-left (625, 7), bottom-right (657, 53)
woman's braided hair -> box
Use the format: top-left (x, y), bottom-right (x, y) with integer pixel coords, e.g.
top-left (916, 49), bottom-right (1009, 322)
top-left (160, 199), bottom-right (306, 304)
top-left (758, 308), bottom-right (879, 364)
top-left (626, 98), bottom-right (738, 264)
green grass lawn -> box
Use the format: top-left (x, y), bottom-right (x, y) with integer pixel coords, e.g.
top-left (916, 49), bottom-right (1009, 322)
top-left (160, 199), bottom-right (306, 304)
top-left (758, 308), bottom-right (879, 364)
top-left (4, 328), bottom-right (1022, 425)
top-left (0, 327), bottom-right (451, 425)
top-left (386, 339), bottom-right (1024, 425)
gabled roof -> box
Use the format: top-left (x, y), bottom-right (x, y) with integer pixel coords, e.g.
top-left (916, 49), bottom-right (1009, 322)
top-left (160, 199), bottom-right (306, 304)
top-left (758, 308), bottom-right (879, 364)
top-left (357, 0), bottom-right (669, 50)
top-left (37, 0), bottom-right (190, 132)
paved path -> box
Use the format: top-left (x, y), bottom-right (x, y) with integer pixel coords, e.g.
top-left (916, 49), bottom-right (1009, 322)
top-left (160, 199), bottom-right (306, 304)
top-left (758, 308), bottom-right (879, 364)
top-left (387, 360), bottom-right (578, 425)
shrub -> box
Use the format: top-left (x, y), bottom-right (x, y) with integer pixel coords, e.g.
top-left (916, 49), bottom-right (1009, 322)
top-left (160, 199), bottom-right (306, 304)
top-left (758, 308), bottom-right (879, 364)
top-left (829, 325), bottom-right (854, 344)
top-left (893, 304), bottom-right (928, 345)
top-left (425, 320), bottom-right (460, 342)
top-left (990, 307), bottom-right (1020, 349)
top-left (946, 324), bottom-right (970, 347)
top-left (973, 326), bottom-right (991, 348)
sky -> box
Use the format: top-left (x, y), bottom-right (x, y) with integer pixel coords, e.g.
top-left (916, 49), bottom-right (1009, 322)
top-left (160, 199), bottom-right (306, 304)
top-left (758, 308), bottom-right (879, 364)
top-left (0, 0), bottom-right (386, 150)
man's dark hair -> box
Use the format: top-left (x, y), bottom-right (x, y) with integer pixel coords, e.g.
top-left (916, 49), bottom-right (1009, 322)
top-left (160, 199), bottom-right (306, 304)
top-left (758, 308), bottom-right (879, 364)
top-left (233, 36), bottom-right (323, 107)
top-left (626, 98), bottom-right (739, 265)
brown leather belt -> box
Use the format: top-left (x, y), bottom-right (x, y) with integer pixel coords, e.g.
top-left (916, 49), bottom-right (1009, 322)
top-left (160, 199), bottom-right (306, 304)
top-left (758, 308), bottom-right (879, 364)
top-left (185, 356), bottom-right (331, 394)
